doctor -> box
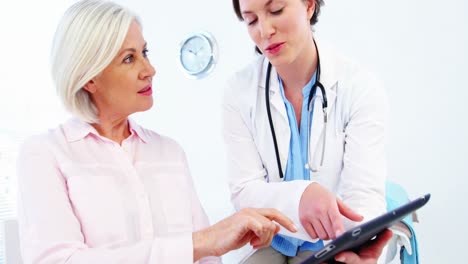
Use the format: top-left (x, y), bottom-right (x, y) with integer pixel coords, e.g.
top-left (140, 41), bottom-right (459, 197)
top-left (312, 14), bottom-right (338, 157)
top-left (223, 0), bottom-right (390, 263)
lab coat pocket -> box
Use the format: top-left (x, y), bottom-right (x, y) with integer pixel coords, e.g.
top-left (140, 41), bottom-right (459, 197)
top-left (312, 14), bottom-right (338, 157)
top-left (137, 163), bottom-right (193, 235)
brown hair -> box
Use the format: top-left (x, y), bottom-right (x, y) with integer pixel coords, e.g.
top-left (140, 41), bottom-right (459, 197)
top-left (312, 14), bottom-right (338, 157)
top-left (232, 0), bottom-right (324, 26)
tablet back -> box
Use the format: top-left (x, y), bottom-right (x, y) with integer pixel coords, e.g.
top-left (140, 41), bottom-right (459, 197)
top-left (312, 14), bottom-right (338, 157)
top-left (301, 194), bottom-right (431, 264)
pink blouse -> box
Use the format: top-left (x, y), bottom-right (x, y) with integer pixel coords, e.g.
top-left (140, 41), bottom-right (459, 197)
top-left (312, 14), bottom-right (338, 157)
top-left (17, 118), bottom-right (221, 264)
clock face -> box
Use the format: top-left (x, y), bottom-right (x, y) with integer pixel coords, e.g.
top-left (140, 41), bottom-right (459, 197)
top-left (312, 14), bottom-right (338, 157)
top-left (179, 32), bottom-right (217, 78)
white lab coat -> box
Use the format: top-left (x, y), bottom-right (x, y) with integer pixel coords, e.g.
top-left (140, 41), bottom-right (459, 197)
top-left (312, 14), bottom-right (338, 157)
top-left (222, 42), bottom-right (388, 247)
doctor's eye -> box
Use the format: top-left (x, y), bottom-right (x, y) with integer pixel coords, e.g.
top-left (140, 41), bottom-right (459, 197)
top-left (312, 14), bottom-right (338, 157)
top-left (271, 8), bottom-right (283, 15)
top-left (247, 18), bottom-right (257, 26)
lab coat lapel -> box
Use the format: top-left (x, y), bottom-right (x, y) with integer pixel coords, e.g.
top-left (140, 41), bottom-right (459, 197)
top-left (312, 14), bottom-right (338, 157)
top-left (308, 86), bottom-right (336, 157)
top-left (259, 58), bottom-right (290, 176)
top-left (308, 41), bottom-right (338, 165)
top-left (260, 58), bottom-right (288, 120)
top-left (269, 68), bottom-right (291, 172)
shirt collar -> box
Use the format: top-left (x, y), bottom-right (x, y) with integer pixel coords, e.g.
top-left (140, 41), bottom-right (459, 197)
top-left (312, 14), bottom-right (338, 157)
top-left (63, 117), bottom-right (149, 143)
top-left (277, 70), bottom-right (317, 101)
top-left (127, 118), bottom-right (149, 143)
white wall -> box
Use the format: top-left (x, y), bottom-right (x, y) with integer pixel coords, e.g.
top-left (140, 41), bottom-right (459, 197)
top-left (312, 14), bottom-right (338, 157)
top-left (115, 0), bottom-right (468, 263)
top-left (1, 0), bottom-right (466, 263)
top-left (316, 2), bottom-right (468, 263)
top-left (0, 2), bottom-right (74, 263)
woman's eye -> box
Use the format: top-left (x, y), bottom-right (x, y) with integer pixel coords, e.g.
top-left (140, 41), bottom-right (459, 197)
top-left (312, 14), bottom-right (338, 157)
top-left (143, 49), bottom-right (149, 58)
top-left (123, 55), bottom-right (134, 63)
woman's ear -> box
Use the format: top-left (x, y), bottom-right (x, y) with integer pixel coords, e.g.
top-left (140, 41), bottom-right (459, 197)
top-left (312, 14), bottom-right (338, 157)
top-left (306, 0), bottom-right (315, 20)
top-left (83, 79), bottom-right (97, 94)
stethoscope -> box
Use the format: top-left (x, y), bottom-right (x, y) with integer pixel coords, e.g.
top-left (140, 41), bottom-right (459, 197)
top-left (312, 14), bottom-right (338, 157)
top-left (265, 41), bottom-right (328, 179)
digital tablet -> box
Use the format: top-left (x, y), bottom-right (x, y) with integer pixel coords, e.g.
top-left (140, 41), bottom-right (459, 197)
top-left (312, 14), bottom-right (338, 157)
top-left (301, 193), bottom-right (431, 264)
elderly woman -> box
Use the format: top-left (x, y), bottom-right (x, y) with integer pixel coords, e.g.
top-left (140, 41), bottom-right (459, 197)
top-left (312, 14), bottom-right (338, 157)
top-left (16, 1), bottom-right (297, 263)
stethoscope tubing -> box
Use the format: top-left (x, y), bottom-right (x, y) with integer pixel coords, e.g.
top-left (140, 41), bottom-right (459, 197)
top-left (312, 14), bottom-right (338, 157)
top-left (265, 40), bottom-right (328, 178)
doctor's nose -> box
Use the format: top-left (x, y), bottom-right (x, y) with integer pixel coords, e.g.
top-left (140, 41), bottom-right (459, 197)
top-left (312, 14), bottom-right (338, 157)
top-left (259, 19), bottom-right (275, 39)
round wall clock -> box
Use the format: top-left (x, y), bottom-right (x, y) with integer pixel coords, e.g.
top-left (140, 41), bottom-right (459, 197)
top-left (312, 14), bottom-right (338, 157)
top-left (179, 31), bottom-right (218, 79)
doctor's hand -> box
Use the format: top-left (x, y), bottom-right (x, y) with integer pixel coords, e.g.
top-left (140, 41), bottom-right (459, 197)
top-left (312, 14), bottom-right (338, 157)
top-left (299, 183), bottom-right (363, 240)
top-left (333, 229), bottom-right (392, 264)
top-left (192, 208), bottom-right (297, 261)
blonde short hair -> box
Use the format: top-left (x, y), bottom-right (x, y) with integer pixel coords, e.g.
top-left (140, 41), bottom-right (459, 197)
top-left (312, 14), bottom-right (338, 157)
top-left (51, 0), bottom-right (141, 123)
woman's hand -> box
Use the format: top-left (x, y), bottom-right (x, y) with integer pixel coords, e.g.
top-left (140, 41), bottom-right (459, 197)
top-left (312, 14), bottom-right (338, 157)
top-left (333, 229), bottom-right (393, 263)
top-left (299, 183), bottom-right (363, 240)
top-left (193, 208), bottom-right (297, 261)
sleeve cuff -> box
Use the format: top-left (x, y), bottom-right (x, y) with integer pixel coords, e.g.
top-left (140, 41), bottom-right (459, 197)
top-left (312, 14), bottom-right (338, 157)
top-left (150, 232), bottom-right (193, 263)
top-left (277, 180), bottom-right (320, 242)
